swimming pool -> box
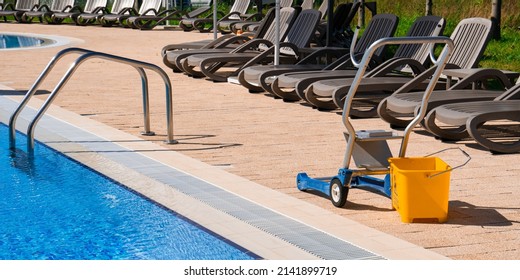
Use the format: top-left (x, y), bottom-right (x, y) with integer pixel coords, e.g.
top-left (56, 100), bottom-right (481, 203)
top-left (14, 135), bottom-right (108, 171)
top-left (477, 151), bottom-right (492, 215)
top-left (0, 33), bottom-right (79, 50)
top-left (0, 34), bottom-right (48, 49)
top-left (0, 123), bottom-right (257, 260)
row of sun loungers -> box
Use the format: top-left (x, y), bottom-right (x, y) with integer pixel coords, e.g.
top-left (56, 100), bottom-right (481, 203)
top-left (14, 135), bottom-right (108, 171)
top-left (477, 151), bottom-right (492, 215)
top-left (0, 0), bottom-right (350, 38)
top-left (161, 5), bottom-right (520, 154)
top-left (0, 0), bottom-right (234, 30)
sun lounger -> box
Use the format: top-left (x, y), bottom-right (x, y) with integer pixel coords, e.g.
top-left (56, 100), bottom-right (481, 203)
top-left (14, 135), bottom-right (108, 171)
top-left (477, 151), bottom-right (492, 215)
top-left (97, 0), bottom-right (161, 27)
top-left (49, 0), bottom-right (107, 24)
top-left (230, 0), bottom-right (293, 34)
top-left (304, 17), bottom-right (492, 116)
top-left (20, 0), bottom-right (74, 23)
top-left (424, 82), bottom-right (520, 154)
top-left (162, 6), bottom-right (281, 73)
top-left (182, 8), bottom-right (322, 82)
top-left (163, 5), bottom-right (276, 51)
top-left (125, 2), bottom-right (208, 30)
top-left (378, 68), bottom-right (519, 128)
top-left (0, 0), bottom-right (39, 22)
top-left (255, 12), bottom-right (403, 100)
top-left (179, 0), bottom-right (249, 33)
top-left (234, 1), bottom-right (364, 94)
top-left (74, 0), bottom-right (134, 26)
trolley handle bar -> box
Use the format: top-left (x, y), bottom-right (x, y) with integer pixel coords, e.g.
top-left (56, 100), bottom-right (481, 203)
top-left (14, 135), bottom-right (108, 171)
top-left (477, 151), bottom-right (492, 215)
top-left (341, 36), bottom-right (454, 168)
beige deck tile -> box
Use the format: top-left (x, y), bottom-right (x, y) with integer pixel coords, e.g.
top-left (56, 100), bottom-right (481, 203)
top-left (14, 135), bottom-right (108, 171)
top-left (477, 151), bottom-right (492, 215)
top-left (2, 23), bottom-right (519, 260)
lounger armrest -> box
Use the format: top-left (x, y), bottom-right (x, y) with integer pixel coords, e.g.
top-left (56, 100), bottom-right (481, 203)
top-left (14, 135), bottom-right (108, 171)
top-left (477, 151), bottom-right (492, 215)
top-left (213, 34), bottom-right (251, 48)
top-left (91, 6), bottom-right (108, 14)
top-left (61, 5), bottom-right (74, 12)
top-left (3, 3), bottom-right (14, 10)
top-left (242, 12), bottom-right (263, 21)
top-left (279, 42), bottom-right (300, 58)
top-left (296, 47), bottom-right (351, 65)
top-left (240, 46), bottom-right (279, 69)
top-left (141, 8), bottom-right (159, 16)
top-left (230, 39), bottom-right (273, 53)
top-left (118, 7), bottom-right (136, 15)
top-left (203, 10), bottom-right (226, 19)
top-left (328, 52), bottom-right (381, 71)
top-left (36, 4), bottom-right (51, 12)
top-left (69, 5), bottom-right (84, 13)
top-left (367, 58), bottom-right (426, 77)
top-left (219, 11), bottom-right (243, 21)
top-left (393, 63), bottom-right (461, 94)
top-left (447, 68), bottom-right (516, 90)
top-left (157, 9), bottom-right (181, 17)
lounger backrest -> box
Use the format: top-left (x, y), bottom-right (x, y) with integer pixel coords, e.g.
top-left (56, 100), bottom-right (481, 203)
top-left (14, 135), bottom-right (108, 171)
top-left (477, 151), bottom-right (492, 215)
top-left (394, 15), bottom-right (446, 66)
top-left (250, 6), bottom-right (277, 39)
top-left (186, 5), bottom-right (211, 18)
top-left (354, 13), bottom-right (399, 58)
top-left (280, 0), bottom-right (293, 7)
top-left (300, 0), bottom-right (314, 10)
top-left (496, 80), bottom-right (520, 101)
top-left (15, 0), bottom-right (39, 11)
top-left (329, 3), bottom-right (352, 31)
top-left (445, 17), bottom-right (492, 69)
top-left (317, 0), bottom-right (328, 20)
top-left (261, 7), bottom-right (298, 46)
top-left (84, 0), bottom-right (107, 13)
top-left (228, 0), bottom-right (251, 20)
top-left (283, 9), bottom-right (322, 48)
top-left (50, 0), bottom-right (75, 12)
top-left (138, 0), bottom-right (161, 15)
top-left (110, 0), bottom-right (135, 14)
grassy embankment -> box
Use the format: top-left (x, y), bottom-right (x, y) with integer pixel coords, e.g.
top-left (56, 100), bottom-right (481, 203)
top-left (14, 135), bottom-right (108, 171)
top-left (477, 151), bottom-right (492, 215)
top-left (359, 0), bottom-right (520, 71)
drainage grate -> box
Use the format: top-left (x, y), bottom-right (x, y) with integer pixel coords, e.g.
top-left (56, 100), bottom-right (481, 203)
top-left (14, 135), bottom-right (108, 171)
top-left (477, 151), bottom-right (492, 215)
top-left (107, 152), bottom-right (385, 260)
top-left (33, 113), bottom-right (385, 260)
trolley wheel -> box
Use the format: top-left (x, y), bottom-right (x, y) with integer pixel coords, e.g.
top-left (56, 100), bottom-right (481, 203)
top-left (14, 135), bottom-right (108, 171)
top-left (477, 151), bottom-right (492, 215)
top-left (329, 178), bottom-right (348, 208)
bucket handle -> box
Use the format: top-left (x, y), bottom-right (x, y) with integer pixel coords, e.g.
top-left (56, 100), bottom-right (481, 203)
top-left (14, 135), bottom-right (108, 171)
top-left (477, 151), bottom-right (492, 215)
top-left (424, 147), bottom-right (471, 178)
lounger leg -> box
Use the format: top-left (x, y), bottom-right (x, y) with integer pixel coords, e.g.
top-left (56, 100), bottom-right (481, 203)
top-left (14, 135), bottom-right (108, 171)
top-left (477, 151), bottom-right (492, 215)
top-left (199, 58), bottom-right (236, 82)
top-left (377, 99), bottom-right (414, 128)
top-left (305, 85), bottom-right (339, 110)
top-left (181, 59), bottom-right (206, 78)
top-left (467, 111), bottom-right (520, 154)
top-left (295, 78), bottom-right (333, 102)
top-left (270, 78), bottom-right (299, 100)
top-left (424, 110), bottom-right (470, 141)
top-left (237, 70), bottom-right (264, 93)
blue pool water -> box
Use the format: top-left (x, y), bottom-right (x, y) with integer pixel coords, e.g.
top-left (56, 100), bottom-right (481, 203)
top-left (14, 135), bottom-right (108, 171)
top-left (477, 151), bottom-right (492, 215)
top-left (0, 34), bottom-right (46, 49)
top-left (0, 123), bottom-right (256, 260)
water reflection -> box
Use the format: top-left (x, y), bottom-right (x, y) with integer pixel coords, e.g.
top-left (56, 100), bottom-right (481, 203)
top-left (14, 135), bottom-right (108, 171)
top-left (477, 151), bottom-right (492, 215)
top-left (0, 34), bottom-right (45, 49)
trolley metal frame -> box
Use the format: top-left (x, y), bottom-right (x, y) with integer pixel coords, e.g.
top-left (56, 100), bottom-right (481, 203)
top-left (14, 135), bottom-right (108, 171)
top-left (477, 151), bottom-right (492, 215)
top-left (296, 36), bottom-right (455, 207)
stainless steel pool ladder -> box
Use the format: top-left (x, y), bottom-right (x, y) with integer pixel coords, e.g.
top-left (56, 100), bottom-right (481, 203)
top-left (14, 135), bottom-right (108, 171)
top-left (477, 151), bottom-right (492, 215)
top-left (9, 47), bottom-right (177, 153)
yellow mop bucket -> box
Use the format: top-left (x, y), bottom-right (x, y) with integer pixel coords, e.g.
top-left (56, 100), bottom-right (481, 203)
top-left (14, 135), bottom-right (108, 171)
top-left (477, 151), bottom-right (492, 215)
top-left (388, 148), bottom-right (470, 223)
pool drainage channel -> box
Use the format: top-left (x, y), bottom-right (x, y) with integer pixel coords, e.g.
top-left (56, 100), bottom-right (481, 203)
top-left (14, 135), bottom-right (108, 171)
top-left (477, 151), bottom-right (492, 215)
top-left (60, 127), bottom-right (384, 260)
top-left (1, 96), bottom-right (383, 260)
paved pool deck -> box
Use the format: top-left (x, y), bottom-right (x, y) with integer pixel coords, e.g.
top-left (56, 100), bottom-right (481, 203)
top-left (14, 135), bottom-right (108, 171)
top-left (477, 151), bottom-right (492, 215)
top-left (1, 22), bottom-right (519, 259)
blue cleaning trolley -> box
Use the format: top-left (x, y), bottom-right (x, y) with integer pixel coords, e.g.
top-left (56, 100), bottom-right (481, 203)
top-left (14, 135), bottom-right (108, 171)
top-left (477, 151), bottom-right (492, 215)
top-left (296, 36), bottom-right (455, 207)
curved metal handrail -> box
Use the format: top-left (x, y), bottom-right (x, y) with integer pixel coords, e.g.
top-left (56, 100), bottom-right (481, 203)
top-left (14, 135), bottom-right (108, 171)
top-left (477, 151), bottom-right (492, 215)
top-left (341, 36), bottom-right (455, 168)
top-left (9, 47), bottom-right (177, 154)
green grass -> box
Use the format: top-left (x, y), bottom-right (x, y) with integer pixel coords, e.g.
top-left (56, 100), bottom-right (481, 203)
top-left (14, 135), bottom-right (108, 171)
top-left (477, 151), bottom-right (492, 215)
top-left (343, 0), bottom-right (520, 72)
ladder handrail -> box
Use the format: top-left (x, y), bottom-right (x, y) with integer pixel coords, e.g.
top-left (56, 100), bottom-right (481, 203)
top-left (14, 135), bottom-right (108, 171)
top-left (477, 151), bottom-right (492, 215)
top-left (9, 47), bottom-right (177, 154)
